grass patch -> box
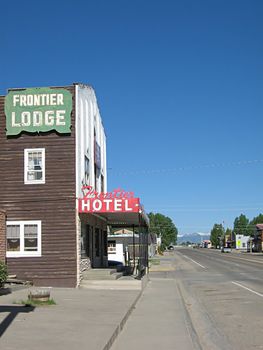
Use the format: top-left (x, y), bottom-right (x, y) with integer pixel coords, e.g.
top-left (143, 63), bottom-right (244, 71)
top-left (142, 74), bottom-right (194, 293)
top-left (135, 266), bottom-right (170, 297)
top-left (14, 298), bottom-right (56, 307)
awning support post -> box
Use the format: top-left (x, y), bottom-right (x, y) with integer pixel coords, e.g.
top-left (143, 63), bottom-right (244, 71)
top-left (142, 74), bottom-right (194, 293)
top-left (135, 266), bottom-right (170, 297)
top-left (133, 224), bottom-right (135, 273)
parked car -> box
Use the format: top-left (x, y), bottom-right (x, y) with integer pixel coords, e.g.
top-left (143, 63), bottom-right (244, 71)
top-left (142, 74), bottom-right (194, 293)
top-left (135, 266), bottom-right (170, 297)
top-left (221, 247), bottom-right (231, 253)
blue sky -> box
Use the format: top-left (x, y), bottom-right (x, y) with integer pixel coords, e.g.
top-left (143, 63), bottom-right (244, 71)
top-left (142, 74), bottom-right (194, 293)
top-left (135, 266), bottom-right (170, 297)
top-left (1, 0), bottom-right (263, 234)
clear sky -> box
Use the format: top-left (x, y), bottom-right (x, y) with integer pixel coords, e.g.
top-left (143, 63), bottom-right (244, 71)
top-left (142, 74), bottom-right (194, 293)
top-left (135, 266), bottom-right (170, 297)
top-left (1, 0), bottom-right (263, 234)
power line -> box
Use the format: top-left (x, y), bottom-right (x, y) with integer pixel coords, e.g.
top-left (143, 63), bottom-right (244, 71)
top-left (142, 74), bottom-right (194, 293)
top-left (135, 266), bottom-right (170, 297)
top-left (109, 159), bottom-right (263, 176)
top-left (147, 206), bottom-right (263, 213)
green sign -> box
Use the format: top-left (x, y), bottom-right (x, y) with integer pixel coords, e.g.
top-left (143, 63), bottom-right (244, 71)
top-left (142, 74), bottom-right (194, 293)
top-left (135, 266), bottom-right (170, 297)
top-left (5, 88), bottom-right (72, 136)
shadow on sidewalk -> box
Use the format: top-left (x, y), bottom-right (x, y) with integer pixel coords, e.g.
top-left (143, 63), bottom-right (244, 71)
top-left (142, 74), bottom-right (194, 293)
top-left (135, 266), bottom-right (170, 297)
top-left (0, 305), bottom-right (35, 337)
top-left (0, 288), bottom-right (12, 296)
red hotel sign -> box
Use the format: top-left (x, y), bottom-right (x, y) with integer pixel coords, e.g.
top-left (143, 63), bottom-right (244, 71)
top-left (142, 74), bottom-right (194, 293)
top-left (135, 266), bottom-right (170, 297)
top-left (78, 187), bottom-right (141, 213)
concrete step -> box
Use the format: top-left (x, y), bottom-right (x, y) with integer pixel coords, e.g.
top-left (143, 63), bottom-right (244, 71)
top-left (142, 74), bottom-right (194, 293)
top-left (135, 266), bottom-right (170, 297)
top-left (81, 268), bottom-right (124, 281)
top-left (83, 272), bottom-right (123, 280)
top-left (84, 269), bottom-right (117, 275)
top-left (80, 279), bottom-right (142, 290)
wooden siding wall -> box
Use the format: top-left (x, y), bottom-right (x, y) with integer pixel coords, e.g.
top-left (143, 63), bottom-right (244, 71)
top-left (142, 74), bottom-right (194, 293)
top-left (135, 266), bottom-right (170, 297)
top-left (0, 87), bottom-right (77, 287)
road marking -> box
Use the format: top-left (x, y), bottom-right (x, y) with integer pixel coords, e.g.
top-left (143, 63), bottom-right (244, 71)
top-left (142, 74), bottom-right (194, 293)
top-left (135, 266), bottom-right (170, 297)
top-left (212, 252), bottom-right (263, 265)
top-left (232, 281), bottom-right (263, 298)
top-left (182, 255), bottom-right (206, 269)
top-left (235, 256), bottom-right (263, 264)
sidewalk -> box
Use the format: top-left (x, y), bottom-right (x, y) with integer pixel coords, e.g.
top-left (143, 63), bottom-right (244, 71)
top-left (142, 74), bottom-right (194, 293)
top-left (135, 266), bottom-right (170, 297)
top-left (0, 255), bottom-right (197, 350)
top-left (111, 256), bottom-right (198, 350)
top-left (0, 282), bottom-right (143, 350)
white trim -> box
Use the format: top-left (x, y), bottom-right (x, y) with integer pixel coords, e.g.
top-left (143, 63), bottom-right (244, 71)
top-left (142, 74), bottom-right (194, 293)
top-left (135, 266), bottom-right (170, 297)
top-left (24, 148), bottom-right (45, 185)
top-left (75, 84), bottom-right (80, 287)
top-left (75, 84), bottom-right (79, 204)
top-left (6, 220), bottom-right (42, 258)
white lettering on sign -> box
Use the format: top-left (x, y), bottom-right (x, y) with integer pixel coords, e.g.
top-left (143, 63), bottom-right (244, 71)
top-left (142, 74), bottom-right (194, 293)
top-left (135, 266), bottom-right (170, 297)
top-left (20, 95), bottom-right (27, 106)
top-left (93, 199), bottom-right (103, 211)
top-left (11, 112), bottom-right (20, 127)
top-left (125, 200), bottom-right (132, 211)
top-left (45, 111), bottom-right (54, 126)
top-left (12, 93), bottom-right (64, 107)
top-left (33, 111), bottom-right (42, 126)
top-left (50, 94), bottom-right (56, 105)
top-left (27, 95), bottom-right (33, 106)
top-left (81, 200), bottom-right (90, 212)
top-left (56, 110), bottom-right (66, 125)
top-left (21, 112), bottom-right (30, 126)
top-left (104, 199), bottom-right (111, 211)
top-left (11, 110), bottom-right (66, 127)
top-left (78, 196), bottom-right (141, 214)
top-left (114, 199), bottom-right (122, 211)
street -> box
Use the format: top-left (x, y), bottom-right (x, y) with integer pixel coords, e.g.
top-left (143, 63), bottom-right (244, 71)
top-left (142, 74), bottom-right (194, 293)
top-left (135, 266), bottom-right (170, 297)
top-left (112, 249), bottom-right (263, 350)
top-left (174, 248), bottom-right (263, 349)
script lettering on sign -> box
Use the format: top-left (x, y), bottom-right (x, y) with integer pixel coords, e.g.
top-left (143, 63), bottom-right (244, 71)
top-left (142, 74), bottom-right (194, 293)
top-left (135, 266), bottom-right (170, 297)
top-left (78, 187), bottom-right (141, 213)
top-left (5, 88), bottom-right (72, 135)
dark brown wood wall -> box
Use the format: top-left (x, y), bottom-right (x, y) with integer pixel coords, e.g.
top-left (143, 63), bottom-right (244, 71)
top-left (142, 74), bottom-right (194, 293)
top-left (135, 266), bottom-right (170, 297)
top-left (0, 86), bottom-right (77, 287)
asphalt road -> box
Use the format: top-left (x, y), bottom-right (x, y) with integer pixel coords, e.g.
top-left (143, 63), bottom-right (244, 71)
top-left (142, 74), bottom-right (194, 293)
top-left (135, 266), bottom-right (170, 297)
top-left (169, 248), bottom-right (263, 350)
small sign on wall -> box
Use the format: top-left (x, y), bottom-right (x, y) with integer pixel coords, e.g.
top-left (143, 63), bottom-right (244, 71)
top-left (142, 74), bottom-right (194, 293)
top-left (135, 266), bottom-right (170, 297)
top-left (5, 87), bottom-right (72, 136)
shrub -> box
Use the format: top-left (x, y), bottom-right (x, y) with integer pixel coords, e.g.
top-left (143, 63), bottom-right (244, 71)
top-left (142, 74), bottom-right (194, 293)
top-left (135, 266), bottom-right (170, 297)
top-left (0, 262), bottom-right (8, 286)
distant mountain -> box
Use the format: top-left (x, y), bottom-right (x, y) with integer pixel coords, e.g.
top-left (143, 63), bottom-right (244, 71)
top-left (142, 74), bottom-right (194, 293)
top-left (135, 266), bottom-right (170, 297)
top-left (177, 233), bottom-right (210, 244)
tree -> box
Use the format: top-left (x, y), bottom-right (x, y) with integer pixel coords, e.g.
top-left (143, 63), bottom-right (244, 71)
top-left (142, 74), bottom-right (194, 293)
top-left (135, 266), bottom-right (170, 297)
top-left (225, 228), bottom-right (232, 238)
top-left (248, 213), bottom-right (263, 236)
top-left (148, 212), bottom-right (178, 248)
top-left (233, 214), bottom-right (249, 236)
top-left (250, 213), bottom-right (263, 225)
top-left (210, 224), bottom-right (225, 248)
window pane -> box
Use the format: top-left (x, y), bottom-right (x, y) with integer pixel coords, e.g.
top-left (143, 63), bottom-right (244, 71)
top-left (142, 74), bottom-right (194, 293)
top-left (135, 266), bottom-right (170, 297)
top-left (24, 224), bottom-right (38, 251)
top-left (35, 171), bottom-right (43, 180)
top-left (27, 171), bottom-right (35, 181)
top-left (7, 225), bottom-right (20, 238)
top-left (34, 152), bottom-right (42, 171)
top-left (7, 225), bottom-right (20, 251)
top-left (26, 150), bottom-right (44, 182)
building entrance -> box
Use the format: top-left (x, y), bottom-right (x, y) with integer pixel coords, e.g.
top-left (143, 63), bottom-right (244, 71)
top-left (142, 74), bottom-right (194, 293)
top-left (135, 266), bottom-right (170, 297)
top-left (80, 215), bottom-right (107, 269)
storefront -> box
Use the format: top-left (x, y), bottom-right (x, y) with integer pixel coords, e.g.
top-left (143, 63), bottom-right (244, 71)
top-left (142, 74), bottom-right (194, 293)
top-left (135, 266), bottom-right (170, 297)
top-left (78, 187), bottom-right (149, 277)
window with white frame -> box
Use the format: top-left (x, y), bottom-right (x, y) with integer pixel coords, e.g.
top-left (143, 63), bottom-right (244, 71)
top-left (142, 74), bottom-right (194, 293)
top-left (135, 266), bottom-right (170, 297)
top-left (6, 221), bottom-right (41, 257)
top-left (24, 149), bottom-right (45, 184)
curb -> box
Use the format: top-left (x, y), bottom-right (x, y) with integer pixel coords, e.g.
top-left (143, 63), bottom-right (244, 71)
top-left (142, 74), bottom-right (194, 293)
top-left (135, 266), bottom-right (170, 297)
top-left (102, 274), bottom-right (149, 350)
top-left (149, 266), bottom-right (175, 272)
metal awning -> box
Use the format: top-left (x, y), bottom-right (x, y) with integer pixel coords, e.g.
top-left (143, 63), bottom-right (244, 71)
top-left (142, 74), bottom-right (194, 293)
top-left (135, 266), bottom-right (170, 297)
top-left (93, 211), bottom-right (149, 228)
top-left (78, 188), bottom-right (149, 228)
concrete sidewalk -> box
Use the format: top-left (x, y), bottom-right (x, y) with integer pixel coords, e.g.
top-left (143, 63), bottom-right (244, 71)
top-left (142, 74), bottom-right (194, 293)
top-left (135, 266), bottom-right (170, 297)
top-left (0, 283), bottom-right (143, 350)
top-left (111, 254), bottom-right (199, 350)
top-left (0, 255), bottom-right (196, 350)
top-left (111, 277), bottom-right (198, 350)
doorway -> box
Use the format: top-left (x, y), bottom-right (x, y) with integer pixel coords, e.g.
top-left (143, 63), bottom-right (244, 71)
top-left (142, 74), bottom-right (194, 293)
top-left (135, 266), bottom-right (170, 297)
top-left (80, 217), bottom-right (107, 268)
